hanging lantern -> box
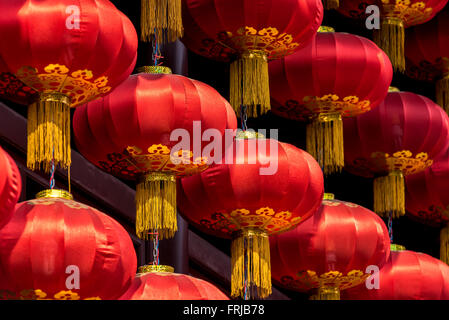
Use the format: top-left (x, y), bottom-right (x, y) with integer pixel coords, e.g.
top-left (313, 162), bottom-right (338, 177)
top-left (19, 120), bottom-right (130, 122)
top-left (0, 0), bottom-right (138, 172)
top-left (405, 149), bottom-right (449, 264)
top-left (342, 248), bottom-right (449, 300)
top-left (338, 0), bottom-right (447, 72)
top-left (0, 189), bottom-right (137, 300)
top-left (181, 0), bottom-right (323, 117)
top-left (270, 194), bottom-right (390, 300)
top-left (177, 138), bottom-right (324, 299)
top-left (120, 265), bottom-right (228, 300)
top-left (0, 146), bottom-right (21, 229)
top-left (344, 88), bottom-right (449, 218)
top-left (73, 67), bottom-right (237, 240)
top-left (141, 0), bottom-right (183, 43)
top-left (405, 9), bottom-right (449, 114)
top-left (269, 27), bottom-right (392, 175)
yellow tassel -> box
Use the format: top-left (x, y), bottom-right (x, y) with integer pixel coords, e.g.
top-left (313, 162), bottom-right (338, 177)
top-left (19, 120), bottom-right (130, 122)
top-left (323, 0), bottom-right (339, 10)
top-left (374, 18), bottom-right (405, 73)
top-left (310, 286), bottom-right (340, 300)
top-left (230, 51), bottom-right (270, 118)
top-left (27, 93), bottom-right (71, 173)
top-left (306, 113), bottom-right (344, 176)
top-left (141, 0), bottom-right (183, 43)
top-left (436, 73), bottom-right (449, 115)
top-left (231, 229), bottom-right (272, 299)
top-left (441, 225), bottom-right (449, 265)
top-left (373, 170), bottom-right (405, 218)
top-left (136, 172), bottom-right (177, 240)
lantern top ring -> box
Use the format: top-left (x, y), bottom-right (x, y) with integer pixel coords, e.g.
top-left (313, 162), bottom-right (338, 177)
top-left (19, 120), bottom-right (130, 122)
top-left (318, 26), bottom-right (335, 33)
top-left (138, 264), bottom-right (175, 274)
top-left (388, 86), bottom-right (400, 92)
top-left (390, 243), bottom-right (406, 252)
top-left (137, 66), bottom-right (172, 75)
top-left (323, 193), bottom-right (335, 200)
top-left (36, 189), bottom-right (73, 200)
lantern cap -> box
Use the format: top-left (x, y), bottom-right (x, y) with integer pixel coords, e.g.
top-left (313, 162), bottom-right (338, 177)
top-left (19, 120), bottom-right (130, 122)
top-left (235, 130), bottom-right (265, 140)
top-left (388, 86), bottom-right (400, 92)
top-left (36, 189), bottom-right (73, 200)
top-left (390, 243), bottom-right (406, 251)
top-left (138, 264), bottom-right (175, 274)
top-left (137, 66), bottom-right (172, 75)
top-left (318, 26), bottom-right (335, 33)
top-left (323, 193), bottom-right (335, 200)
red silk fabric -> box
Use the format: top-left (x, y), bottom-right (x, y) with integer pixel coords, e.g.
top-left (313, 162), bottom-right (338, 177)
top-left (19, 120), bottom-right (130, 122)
top-left (0, 0), bottom-right (138, 106)
top-left (269, 198), bottom-right (390, 291)
top-left (405, 149), bottom-right (449, 227)
top-left (120, 272), bottom-right (229, 300)
top-left (343, 91), bottom-right (449, 177)
top-left (342, 250), bottom-right (449, 300)
top-left (177, 140), bottom-right (324, 239)
top-left (0, 147), bottom-right (21, 230)
top-left (269, 32), bottom-right (392, 120)
top-left (181, 0), bottom-right (323, 61)
top-left (405, 9), bottom-right (449, 81)
top-left (0, 197), bottom-right (137, 300)
top-left (73, 73), bottom-right (237, 180)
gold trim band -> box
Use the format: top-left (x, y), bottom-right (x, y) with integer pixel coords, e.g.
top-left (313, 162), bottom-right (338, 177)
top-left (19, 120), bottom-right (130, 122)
top-left (388, 86), bottom-right (400, 92)
top-left (318, 26), bottom-right (335, 33)
top-left (138, 264), bottom-right (175, 274)
top-left (36, 189), bottom-right (73, 200)
top-left (323, 193), bottom-right (335, 200)
top-left (139, 172), bottom-right (176, 184)
top-left (37, 92), bottom-right (71, 106)
top-left (390, 243), bottom-right (406, 251)
top-left (137, 66), bottom-right (172, 75)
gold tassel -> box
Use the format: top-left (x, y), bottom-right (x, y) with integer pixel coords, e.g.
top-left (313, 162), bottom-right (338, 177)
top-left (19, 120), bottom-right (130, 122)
top-left (230, 51), bottom-right (270, 118)
top-left (310, 286), bottom-right (340, 300)
top-left (136, 172), bottom-right (177, 240)
top-left (436, 73), bottom-right (449, 115)
top-left (27, 93), bottom-right (71, 173)
top-left (373, 170), bottom-right (405, 218)
top-left (141, 0), bottom-right (183, 43)
top-left (374, 18), bottom-right (405, 73)
top-left (441, 225), bottom-right (449, 265)
top-left (306, 113), bottom-right (344, 176)
top-left (323, 0), bottom-right (339, 10)
top-left (231, 229), bottom-right (272, 299)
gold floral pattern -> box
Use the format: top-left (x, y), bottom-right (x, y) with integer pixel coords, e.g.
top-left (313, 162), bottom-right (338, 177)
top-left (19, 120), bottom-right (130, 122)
top-left (381, 0), bottom-right (434, 27)
top-left (322, 199), bottom-right (360, 208)
top-left (303, 94), bottom-right (371, 118)
top-left (0, 72), bottom-right (37, 104)
top-left (198, 27), bottom-right (299, 61)
top-left (406, 57), bottom-right (449, 81)
top-left (9, 63), bottom-right (112, 107)
top-left (0, 289), bottom-right (101, 300)
top-left (27, 198), bottom-right (91, 210)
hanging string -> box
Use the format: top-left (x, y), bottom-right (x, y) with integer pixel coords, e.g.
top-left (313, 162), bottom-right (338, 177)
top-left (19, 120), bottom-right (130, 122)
top-left (240, 105), bottom-right (248, 131)
top-left (148, 230), bottom-right (160, 265)
top-left (388, 210), bottom-right (393, 242)
top-left (49, 148), bottom-right (55, 190)
top-left (152, 28), bottom-right (164, 66)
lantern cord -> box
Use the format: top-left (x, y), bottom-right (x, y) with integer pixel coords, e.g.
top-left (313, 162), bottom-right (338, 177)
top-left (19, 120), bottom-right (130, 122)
top-left (388, 210), bottom-right (393, 242)
top-left (152, 28), bottom-right (164, 66)
top-left (149, 230), bottom-right (160, 265)
top-left (240, 105), bottom-right (248, 131)
top-left (49, 148), bottom-right (55, 190)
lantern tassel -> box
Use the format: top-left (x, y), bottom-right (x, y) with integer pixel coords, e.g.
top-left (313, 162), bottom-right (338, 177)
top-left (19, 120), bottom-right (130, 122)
top-left (373, 170), bottom-right (405, 218)
top-left (306, 113), bottom-right (344, 176)
top-left (436, 73), bottom-right (449, 115)
top-left (136, 172), bottom-right (177, 240)
top-left (310, 286), bottom-right (341, 300)
top-left (441, 225), bottom-right (449, 265)
top-left (374, 18), bottom-right (405, 73)
top-left (141, 0), bottom-right (183, 43)
top-left (27, 93), bottom-right (71, 173)
top-left (231, 229), bottom-right (272, 299)
top-left (230, 51), bottom-right (270, 118)
top-left (323, 0), bottom-right (339, 10)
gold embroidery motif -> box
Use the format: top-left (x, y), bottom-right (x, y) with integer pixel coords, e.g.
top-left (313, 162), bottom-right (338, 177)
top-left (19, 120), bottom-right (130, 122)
top-left (280, 270), bottom-right (368, 291)
top-left (303, 94), bottom-right (371, 118)
top-left (0, 289), bottom-right (101, 300)
top-left (27, 198), bottom-right (91, 210)
top-left (381, 0), bottom-right (434, 27)
top-left (406, 57), bottom-right (449, 81)
top-left (12, 64), bottom-right (112, 107)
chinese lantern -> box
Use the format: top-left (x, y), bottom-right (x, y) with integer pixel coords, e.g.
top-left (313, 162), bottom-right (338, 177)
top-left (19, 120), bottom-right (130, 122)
top-left (0, 0), bottom-right (138, 172)
top-left (0, 147), bottom-right (21, 229)
top-left (269, 27), bottom-right (392, 175)
top-left (141, 0), bottom-right (183, 43)
top-left (405, 149), bottom-right (449, 264)
top-left (342, 248), bottom-right (449, 300)
top-left (270, 194), bottom-right (390, 300)
top-left (338, 0), bottom-right (448, 72)
top-left (344, 88), bottom-right (449, 218)
top-left (405, 9), bottom-right (449, 114)
top-left (120, 265), bottom-right (229, 300)
top-left (0, 189), bottom-right (137, 300)
top-left (177, 138), bottom-right (324, 299)
top-left (73, 67), bottom-right (237, 240)
top-left (182, 0), bottom-right (323, 117)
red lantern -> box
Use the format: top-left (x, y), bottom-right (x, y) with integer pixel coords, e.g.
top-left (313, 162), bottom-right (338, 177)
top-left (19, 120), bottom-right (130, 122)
top-left (269, 27), bottom-right (392, 175)
top-left (182, 0), bottom-right (323, 117)
top-left (0, 0), bottom-right (138, 172)
top-left (269, 194), bottom-right (390, 300)
top-left (73, 67), bottom-right (237, 240)
top-left (0, 147), bottom-right (21, 229)
top-left (0, 189), bottom-right (137, 300)
top-left (120, 265), bottom-right (228, 300)
top-left (177, 138), bottom-right (324, 299)
top-left (342, 249), bottom-right (449, 300)
top-left (344, 88), bottom-right (449, 218)
top-left (338, 0), bottom-right (448, 72)
top-left (405, 9), bottom-right (449, 114)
